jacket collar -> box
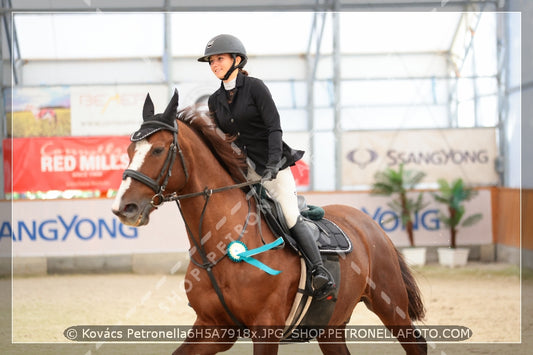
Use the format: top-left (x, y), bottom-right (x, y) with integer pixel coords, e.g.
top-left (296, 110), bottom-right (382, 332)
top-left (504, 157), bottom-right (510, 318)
top-left (235, 71), bottom-right (245, 88)
top-left (219, 71), bottom-right (245, 91)
top-left (214, 72), bottom-right (245, 112)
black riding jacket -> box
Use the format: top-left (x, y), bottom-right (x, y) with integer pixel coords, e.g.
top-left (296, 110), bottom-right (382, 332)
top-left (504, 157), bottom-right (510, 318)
top-left (208, 72), bottom-right (303, 175)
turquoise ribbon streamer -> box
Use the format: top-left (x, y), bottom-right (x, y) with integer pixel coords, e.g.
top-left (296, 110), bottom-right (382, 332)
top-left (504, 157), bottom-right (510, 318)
top-left (236, 237), bottom-right (284, 275)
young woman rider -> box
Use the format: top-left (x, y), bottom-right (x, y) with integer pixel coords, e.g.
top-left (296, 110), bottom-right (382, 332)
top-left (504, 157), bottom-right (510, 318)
top-left (198, 34), bottom-right (335, 300)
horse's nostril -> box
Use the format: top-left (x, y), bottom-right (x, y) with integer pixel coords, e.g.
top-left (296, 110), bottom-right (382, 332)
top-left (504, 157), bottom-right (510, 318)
top-left (124, 203), bottom-right (138, 215)
top-left (112, 203), bottom-right (138, 218)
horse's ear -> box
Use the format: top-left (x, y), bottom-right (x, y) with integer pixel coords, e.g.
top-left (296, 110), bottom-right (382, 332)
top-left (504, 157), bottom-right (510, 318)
top-left (162, 89), bottom-right (179, 124)
top-left (142, 93), bottom-right (155, 121)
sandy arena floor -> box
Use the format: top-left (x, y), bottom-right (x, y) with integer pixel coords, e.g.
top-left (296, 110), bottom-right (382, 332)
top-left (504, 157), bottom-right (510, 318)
top-left (2, 262), bottom-right (531, 355)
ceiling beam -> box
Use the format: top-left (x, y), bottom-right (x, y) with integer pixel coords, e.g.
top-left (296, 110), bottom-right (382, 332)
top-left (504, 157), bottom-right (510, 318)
top-left (0, 1), bottom-right (501, 14)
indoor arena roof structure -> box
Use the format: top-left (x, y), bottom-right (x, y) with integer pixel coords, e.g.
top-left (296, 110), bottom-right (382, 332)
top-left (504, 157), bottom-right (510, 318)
top-left (3, 0), bottom-right (501, 63)
top-left (0, 0), bottom-right (527, 193)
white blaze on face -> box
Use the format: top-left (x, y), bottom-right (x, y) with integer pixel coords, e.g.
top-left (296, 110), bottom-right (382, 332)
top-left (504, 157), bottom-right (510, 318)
top-left (112, 140), bottom-right (153, 211)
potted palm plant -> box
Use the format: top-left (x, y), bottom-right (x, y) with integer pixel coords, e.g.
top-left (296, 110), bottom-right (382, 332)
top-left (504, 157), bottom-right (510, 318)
top-left (371, 164), bottom-right (428, 265)
top-left (432, 178), bottom-right (483, 267)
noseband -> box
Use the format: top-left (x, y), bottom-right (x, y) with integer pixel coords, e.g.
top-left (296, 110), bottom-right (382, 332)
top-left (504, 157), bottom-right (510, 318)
top-left (122, 120), bottom-right (189, 207)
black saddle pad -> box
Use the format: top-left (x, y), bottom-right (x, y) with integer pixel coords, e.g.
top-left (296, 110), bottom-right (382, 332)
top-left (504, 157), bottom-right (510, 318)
top-left (313, 218), bottom-right (352, 254)
top-left (257, 191), bottom-right (352, 255)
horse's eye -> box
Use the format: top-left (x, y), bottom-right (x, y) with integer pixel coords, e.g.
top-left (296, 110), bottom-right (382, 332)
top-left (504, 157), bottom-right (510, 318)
top-left (152, 147), bottom-right (165, 156)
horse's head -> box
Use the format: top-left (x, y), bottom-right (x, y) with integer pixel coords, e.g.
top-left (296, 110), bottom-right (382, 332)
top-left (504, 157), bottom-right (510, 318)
top-left (111, 89), bottom-right (187, 226)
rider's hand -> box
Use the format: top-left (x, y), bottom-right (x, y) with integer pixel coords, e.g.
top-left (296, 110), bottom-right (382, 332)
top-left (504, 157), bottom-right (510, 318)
top-left (262, 164), bottom-right (279, 181)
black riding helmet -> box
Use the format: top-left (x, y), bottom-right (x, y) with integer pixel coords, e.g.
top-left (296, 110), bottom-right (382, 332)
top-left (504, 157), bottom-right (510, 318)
top-left (198, 34), bottom-right (248, 80)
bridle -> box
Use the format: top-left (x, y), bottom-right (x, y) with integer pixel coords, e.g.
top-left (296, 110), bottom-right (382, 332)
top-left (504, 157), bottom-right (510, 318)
top-left (122, 119), bottom-right (261, 207)
top-left (122, 120), bottom-right (189, 207)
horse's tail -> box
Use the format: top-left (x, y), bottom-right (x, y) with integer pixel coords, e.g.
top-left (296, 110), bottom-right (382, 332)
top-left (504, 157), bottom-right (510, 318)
top-left (395, 248), bottom-right (426, 321)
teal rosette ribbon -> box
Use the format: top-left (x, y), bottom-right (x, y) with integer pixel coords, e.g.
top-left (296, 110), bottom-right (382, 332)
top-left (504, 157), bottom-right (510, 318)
top-left (227, 237), bottom-right (284, 275)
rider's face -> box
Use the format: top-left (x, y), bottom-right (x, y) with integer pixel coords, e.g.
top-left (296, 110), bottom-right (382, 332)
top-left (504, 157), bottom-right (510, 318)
top-left (208, 53), bottom-right (241, 81)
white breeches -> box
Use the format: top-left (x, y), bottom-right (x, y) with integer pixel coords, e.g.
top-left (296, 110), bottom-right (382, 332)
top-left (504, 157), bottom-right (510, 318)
top-left (247, 167), bottom-right (300, 228)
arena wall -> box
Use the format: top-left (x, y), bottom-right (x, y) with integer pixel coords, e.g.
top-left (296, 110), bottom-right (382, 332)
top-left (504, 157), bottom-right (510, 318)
top-left (2, 186), bottom-right (528, 276)
top-left (490, 188), bottom-right (532, 269)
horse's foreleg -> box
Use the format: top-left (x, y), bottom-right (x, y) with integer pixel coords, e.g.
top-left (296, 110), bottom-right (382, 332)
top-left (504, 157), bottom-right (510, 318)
top-left (252, 341), bottom-right (279, 355)
top-left (173, 340), bottom-right (236, 355)
top-left (317, 326), bottom-right (351, 355)
top-left (172, 323), bottom-right (237, 355)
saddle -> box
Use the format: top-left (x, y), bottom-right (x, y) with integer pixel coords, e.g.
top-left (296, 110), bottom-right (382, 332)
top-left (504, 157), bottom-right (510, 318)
top-left (256, 187), bottom-right (352, 255)
top-left (255, 187), bottom-right (353, 342)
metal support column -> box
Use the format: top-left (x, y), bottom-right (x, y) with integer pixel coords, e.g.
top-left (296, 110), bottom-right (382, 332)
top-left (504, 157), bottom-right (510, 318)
top-left (0, 28), bottom-right (4, 201)
top-left (306, 7), bottom-right (327, 191)
top-left (305, 17), bottom-right (315, 190)
top-left (163, 0), bottom-right (173, 96)
top-left (445, 51), bottom-right (457, 128)
top-left (0, 1), bottom-right (7, 199)
top-left (332, 2), bottom-right (341, 190)
top-left (471, 44), bottom-right (479, 126)
top-left (2, 0), bottom-right (20, 85)
top-left (446, 8), bottom-right (485, 128)
top-left (495, 11), bottom-right (509, 186)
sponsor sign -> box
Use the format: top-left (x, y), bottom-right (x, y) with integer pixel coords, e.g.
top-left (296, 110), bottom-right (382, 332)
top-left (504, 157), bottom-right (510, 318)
top-left (304, 189), bottom-right (492, 247)
top-left (6, 85), bottom-right (169, 137)
top-left (0, 199), bottom-right (187, 257)
top-left (4, 135), bottom-right (309, 194)
top-left (342, 128), bottom-right (499, 186)
top-left (291, 160), bottom-right (309, 188)
top-left (1, 189), bottom-right (492, 257)
top-left (6, 86), bottom-right (71, 138)
top-left (4, 136), bottom-right (130, 193)
top-left (70, 85), bottom-right (168, 136)
top-left (284, 132), bottom-right (310, 188)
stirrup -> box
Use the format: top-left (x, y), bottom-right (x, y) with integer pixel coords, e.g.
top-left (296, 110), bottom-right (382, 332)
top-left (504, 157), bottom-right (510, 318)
top-left (311, 266), bottom-right (336, 301)
top-left (313, 280), bottom-right (336, 301)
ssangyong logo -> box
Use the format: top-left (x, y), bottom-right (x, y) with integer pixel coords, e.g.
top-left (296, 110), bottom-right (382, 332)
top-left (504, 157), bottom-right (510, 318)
top-left (346, 149), bottom-right (379, 169)
top-left (346, 148), bottom-right (490, 169)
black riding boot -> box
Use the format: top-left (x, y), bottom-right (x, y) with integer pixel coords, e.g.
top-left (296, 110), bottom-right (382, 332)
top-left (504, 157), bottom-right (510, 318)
top-left (290, 216), bottom-right (336, 300)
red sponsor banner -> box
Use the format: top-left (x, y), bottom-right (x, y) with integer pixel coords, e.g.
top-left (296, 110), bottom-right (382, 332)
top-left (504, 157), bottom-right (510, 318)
top-left (290, 159), bottom-right (310, 188)
top-left (4, 136), bottom-right (131, 193)
top-left (3, 136), bottom-right (310, 194)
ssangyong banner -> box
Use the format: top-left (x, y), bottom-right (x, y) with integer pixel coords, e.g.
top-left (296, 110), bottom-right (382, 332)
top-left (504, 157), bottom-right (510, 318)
top-left (304, 189), bottom-right (492, 248)
top-left (4, 136), bottom-right (130, 193)
top-left (342, 128), bottom-right (499, 186)
top-left (0, 189), bottom-right (492, 257)
top-left (0, 199), bottom-right (188, 257)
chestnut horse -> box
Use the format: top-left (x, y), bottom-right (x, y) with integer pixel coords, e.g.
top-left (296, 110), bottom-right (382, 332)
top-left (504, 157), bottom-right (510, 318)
top-left (112, 91), bottom-right (427, 355)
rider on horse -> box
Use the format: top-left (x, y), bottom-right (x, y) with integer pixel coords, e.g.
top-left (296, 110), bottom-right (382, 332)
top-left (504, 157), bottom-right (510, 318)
top-left (198, 34), bottom-right (336, 300)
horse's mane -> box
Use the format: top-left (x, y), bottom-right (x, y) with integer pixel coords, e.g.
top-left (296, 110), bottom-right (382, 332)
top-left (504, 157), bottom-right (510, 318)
top-left (177, 106), bottom-right (247, 183)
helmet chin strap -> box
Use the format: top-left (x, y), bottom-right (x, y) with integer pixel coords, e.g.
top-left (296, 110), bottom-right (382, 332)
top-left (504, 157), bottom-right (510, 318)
top-left (222, 55), bottom-right (239, 81)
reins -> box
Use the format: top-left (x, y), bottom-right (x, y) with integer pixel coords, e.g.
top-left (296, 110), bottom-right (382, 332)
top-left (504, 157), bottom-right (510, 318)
top-left (175, 191), bottom-right (252, 329)
top-left (162, 179), bottom-right (261, 202)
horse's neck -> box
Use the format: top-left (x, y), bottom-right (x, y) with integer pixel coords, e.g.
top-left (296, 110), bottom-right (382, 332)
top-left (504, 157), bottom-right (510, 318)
top-left (179, 121), bottom-right (243, 197)
top-left (177, 123), bottom-right (251, 252)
